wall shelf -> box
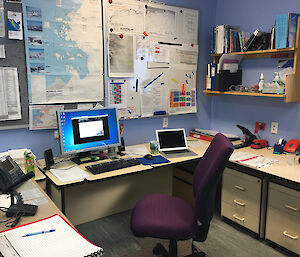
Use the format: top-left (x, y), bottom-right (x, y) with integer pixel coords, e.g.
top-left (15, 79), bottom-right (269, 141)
top-left (211, 48), bottom-right (295, 62)
top-left (203, 90), bottom-right (285, 98)
top-left (206, 18), bottom-right (300, 103)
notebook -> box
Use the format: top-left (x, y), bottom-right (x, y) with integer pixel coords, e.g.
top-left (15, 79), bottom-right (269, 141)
top-left (0, 214), bottom-right (103, 257)
top-left (156, 129), bottom-right (197, 157)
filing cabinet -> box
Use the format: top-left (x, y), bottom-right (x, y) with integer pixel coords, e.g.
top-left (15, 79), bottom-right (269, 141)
top-left (266, 182), bottom-right (300, 254)
top-left (221, 167), bottom-right (262, 233)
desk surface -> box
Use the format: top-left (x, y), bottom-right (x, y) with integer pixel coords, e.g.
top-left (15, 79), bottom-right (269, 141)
top-left (0, 179), bottom-right (64, 232)
top-left (43, 139), bottom-right (300, 186)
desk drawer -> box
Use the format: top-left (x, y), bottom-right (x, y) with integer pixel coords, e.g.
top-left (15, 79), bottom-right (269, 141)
top-left (222, 189), bottom-right (260, 217)
top-left (266, 206), bottom-right (300, 254)
top-left (268, 182), bottom-right (300, 219)
top-left (222, 202), bottom-right (259, 233)
top-left (223, 168), bottom-right (261, 201)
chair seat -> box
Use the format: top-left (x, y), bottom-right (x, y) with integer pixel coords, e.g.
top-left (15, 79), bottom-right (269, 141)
top-left (131, 194), bottom-right (196, 240)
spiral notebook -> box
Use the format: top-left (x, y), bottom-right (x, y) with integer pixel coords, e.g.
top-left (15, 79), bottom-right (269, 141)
top-left (0, 214), bottom-right (103, 257)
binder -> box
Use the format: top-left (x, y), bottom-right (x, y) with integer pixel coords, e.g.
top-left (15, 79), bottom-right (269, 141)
top-left (0, 214), bottom-right (103, 257)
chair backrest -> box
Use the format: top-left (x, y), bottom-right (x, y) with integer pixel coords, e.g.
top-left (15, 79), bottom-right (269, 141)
top-left (193, 133), bottom-right (234, 241)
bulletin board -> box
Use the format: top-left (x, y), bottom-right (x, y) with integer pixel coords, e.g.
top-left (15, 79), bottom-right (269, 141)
top-left (0, 2), bottom-right (29, 129)
top-left (103, 0), bottom-right (199, 119)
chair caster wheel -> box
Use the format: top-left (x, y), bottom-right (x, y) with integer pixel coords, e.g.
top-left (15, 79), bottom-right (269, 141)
top-left (153, 243), bottom-right (168, 256)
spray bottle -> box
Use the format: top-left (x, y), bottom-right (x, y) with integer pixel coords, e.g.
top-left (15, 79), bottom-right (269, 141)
top-left (258, 73), bottom-right (264, 92)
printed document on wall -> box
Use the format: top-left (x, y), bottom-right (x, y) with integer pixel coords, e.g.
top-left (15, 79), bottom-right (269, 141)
top-left (0, 67), bottom-right (21, 121)
top-left (145, 6), bottom-right (175, 37)
top-left (29, 105), bottom-right (64, 130)
top-left (108, 33), bottom-right (135, 77)
top-left (108, 2), bottom-right (144, 33)
top-left (140, 77), bottom-right (166, 116)
top-left (108, 79), bottom-right (127, 109)
top-left (149, 41), bottom-right (170, 63)
top-left (23, 0), bottom-right (104, 104)
top-left (177, 9), bottom-right (198, 43)
top-left (7, 11), bottom-right (23, 40)
top-left (0, 0), bottom-right (5, 38)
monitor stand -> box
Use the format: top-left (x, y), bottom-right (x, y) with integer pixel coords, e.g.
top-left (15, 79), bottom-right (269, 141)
top-left (70, 151), bottom-right (107, 165)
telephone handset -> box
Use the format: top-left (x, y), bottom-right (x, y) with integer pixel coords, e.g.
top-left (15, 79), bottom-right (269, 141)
top-left (0, 155), bottom-right (37, 223)
top-left (0, 155), bottom-right (34, 194)
top-left (235, 125), bottom-right (257, 149)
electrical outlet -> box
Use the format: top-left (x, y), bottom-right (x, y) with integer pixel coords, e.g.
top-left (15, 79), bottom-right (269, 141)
top-left (163, 117), bottom-right (168, 128)
top-left (54, 130), bottom-right (59, 139)
top-left (271, 122), bottom-right (278, 134)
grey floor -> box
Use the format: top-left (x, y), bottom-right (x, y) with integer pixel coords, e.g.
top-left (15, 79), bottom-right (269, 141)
top-left (76, 210), bottom-right (297, 257)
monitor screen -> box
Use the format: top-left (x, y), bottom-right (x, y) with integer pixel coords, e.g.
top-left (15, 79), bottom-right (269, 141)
top-left (156, 129), bottom-right (187, 151)
top-left (57, 108), bottom-right (120, 155)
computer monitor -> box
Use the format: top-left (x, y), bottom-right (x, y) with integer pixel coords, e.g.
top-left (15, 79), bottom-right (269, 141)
top-left (57, 107), bottom-right (121, 158)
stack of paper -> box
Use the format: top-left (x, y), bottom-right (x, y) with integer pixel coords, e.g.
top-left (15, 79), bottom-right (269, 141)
top-left (230, 152), bottom-right (279, 169)
top-left (50, 166), bottom-right (89, 183)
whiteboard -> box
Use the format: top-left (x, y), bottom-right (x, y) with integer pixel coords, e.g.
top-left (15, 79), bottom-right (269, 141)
top-left (103, 0), bottom-right (199, 119)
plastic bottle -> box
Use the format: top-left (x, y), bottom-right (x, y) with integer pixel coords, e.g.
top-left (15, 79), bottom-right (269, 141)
top-left (272, 72), bottom-right (281, 86)
top-left (24, 150), bottom-right (36, 176)
top-left (258, 73), bottom-right (264, 92)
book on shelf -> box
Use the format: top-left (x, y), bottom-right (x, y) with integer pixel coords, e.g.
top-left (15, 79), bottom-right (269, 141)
top-left (288, 13), bottom-right (300, 47)
top-left (275, 13), bottom-right (300, 49)
top-left (211, 25), bottom-right (240, 54)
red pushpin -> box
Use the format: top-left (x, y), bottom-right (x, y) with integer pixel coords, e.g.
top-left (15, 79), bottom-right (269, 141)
top-left (191, 43), bottom-right (194, 47)
top-left (109, 0), bottom-right (112, 3)
top-left (143, 31), bottom-right (148, 37)
top-left (120, 34), bottom-right (123, 39)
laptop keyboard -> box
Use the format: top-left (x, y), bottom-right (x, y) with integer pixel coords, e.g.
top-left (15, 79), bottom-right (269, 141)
top-left (162, 149), bottom-right (190, 154)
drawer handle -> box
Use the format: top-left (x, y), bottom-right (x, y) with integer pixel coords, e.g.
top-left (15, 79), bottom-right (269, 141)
top-left (233, 214), bottom-right (245, 222)
top-left (284, 204), bottom-right (299, 212)
top-left (283, 231), bottom-right (299, 240)
top-left (234, 200), bottom-right (246, 206)
top-left (234, 185), bottom-right (246, 191)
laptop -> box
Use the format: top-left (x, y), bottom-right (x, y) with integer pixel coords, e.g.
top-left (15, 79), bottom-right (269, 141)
top-left (156, 128), bottom-right (197, 158)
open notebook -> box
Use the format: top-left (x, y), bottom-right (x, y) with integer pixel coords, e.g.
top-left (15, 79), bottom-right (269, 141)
top-left (0, 214), bottom-right (103, 257)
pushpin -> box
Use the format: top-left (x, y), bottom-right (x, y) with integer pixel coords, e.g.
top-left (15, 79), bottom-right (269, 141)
top-left (120, 34), bottom-right (123, 39)
top-left (109, 0), bottom-right (112, 3)
top-left (191, 43), bottom-right (194, 47)
top-left (180, 84), bottom-right (185, 94)
top-left (143, 31), bottom-right (148, 37)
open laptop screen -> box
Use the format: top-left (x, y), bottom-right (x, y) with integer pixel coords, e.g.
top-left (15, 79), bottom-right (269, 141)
top-left (156, 129), bottom-right (188, 152)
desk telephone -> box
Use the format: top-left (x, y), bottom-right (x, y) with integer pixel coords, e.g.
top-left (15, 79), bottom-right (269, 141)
top-left (0, 155), bottom-right (37, 223)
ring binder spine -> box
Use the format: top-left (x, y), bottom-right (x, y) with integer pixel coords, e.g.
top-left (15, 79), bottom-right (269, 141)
top-left (85, 249), bottom-right (104, 257)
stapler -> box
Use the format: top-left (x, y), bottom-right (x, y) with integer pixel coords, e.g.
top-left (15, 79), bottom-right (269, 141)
top-left (234, 125), bottom-right (257, 149)
top-left (251, 139), bottom-right (269, 149)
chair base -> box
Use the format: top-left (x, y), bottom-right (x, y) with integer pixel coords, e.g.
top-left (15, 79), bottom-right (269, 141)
top-left (152, 242), bottom-right (206, 257)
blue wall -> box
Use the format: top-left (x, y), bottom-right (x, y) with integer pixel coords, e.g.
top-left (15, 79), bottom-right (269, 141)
top-left (211, 0), bottom-right (300, 145)
top-left (0, 0), bottom-right (216, 159)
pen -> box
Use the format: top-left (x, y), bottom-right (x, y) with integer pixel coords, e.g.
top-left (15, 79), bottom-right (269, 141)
top-left (22, 229), bottom-right (55, 237)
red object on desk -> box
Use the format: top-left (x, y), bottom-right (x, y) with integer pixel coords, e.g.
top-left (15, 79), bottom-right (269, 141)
top-left (250, 139), bottom-right (269, 149)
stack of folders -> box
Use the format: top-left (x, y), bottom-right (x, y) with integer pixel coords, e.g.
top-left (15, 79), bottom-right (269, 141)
top-left (210, 25), bottom-right (250, 54)
top-left (207, 63), bottom-right (216, 90)
top-left (0, 214), bottom-right (103, 257)
top-left (275, 13), bottom-right (300, 49)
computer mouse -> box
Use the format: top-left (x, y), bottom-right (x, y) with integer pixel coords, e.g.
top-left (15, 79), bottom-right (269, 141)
top-left (144, 154), bottom-right (153, 160)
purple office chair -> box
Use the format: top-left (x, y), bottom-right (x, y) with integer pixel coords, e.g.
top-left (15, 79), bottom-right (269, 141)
top-left (131, 133), bottom-right (234, 257)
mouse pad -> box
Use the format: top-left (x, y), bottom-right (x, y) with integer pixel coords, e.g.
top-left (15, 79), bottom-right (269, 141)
top-left (136, 155), bottom-right (170, 165)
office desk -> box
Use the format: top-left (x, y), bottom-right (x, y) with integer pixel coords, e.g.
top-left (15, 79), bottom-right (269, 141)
top-left (44, 143), bottom-right (205, 225)
top-left (0, 178), bottom-right (64, 232)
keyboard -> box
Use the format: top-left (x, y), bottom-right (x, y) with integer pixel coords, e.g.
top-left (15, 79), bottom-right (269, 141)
top-left (86, 157), bottom-right (141, 175)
